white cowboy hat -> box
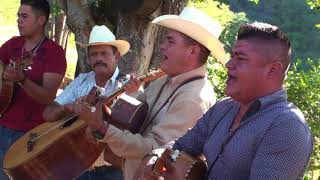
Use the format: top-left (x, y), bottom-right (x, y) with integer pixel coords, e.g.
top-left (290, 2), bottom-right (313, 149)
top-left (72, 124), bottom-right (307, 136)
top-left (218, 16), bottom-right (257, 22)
top-left (152, 7), bottom-right (228, 64)
top-left (77, 25), bottom-right (130, 56)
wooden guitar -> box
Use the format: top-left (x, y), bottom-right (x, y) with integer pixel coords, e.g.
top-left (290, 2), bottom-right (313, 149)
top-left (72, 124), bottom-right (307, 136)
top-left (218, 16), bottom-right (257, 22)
top-left (3, 70), bottom-right (165, 180)
top-left (0, 54), bottom-right (33, 117)
top-left (134, 148), bottom-right (207, 180)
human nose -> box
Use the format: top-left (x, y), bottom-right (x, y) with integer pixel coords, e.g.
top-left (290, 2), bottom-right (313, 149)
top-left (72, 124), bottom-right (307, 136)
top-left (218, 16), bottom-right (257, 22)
top-left (160, 40), bottom-right (167, 52)
top-left (17, 16), bottom-right (21, 24)
top-left (225, 57), bottom-right (234, 70)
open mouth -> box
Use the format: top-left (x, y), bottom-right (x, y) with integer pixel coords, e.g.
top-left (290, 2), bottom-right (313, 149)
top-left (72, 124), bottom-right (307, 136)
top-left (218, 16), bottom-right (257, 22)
top-left (227, 73), bottom-right (237, 84)
top-left (161, 54), bottom-right (168, 62)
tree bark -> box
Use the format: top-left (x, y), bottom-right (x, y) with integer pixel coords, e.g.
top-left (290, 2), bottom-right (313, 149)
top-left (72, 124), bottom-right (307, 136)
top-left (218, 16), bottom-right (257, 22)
top-left (116, 0), bottom-right (188, 75)
top-left (54, 0), bottom-right (188, 76)
top-left (56, 0), bottom-right (96, 76)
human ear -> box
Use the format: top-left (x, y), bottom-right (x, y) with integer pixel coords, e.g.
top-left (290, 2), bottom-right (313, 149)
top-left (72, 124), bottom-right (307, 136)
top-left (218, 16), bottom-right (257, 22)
top-left (115, 51), bottom-right (121, 63)
top-left (38, 16), bottom-right (46, 26)
top-left (190, 44), bottom-right (201, 55)
top-left (267, 61), bottom-right (283, 78)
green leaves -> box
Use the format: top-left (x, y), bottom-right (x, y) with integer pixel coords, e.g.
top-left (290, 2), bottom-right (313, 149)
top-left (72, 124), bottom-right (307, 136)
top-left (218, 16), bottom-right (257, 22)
top-left (285, 59), bottom-right (320, 172)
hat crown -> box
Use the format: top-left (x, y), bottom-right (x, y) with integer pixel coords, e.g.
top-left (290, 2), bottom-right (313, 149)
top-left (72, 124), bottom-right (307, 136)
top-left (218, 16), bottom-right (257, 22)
top-left (89, 25), bottom-right (116, 44)
top-left (179, 7), bottom-right (222, 39)
top-left (152, 7), bottom-right (228, 64)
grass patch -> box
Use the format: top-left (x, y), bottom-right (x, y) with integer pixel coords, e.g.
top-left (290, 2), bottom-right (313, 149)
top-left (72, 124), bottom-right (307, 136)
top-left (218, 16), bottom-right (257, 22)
top-left (0, 0), bottom-right (78, 80)
top-left (0, 0), bottom-right (19, 26)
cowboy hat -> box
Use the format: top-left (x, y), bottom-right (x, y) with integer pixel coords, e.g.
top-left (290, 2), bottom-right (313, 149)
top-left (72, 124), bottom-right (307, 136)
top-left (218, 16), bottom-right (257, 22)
top-left (152, 7), bottom-right (228, 64)
top-left (77, 25), bottom-right (130, 56)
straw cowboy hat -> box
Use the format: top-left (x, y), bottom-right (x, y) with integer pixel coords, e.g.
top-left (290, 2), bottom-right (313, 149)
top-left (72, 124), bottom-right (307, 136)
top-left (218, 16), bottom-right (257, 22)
top-left (152, 7), bottom-right (228, 64)
top-left (77, 25), bottom-right (130, 56)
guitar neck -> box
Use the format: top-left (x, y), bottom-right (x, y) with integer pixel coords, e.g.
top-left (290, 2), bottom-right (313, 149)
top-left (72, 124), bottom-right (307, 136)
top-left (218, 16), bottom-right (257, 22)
top-left (99, 70), bottom-right (166, 106)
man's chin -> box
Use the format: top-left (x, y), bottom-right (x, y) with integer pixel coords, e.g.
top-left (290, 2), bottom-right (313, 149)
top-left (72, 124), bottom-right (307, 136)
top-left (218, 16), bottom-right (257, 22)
top-left (94, 68), bottom-right (108, 74)
top-left (225, 86), bottom-right (235, 97)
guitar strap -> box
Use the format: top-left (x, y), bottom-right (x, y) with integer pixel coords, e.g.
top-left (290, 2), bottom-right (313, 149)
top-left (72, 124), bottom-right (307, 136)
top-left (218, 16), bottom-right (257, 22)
top-left (139, 76), bottom-right (204, 134)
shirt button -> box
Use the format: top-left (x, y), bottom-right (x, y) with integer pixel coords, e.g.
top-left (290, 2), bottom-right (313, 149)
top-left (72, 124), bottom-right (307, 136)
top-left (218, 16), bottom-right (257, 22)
top-left (218, 154), bottom-right (221, 157)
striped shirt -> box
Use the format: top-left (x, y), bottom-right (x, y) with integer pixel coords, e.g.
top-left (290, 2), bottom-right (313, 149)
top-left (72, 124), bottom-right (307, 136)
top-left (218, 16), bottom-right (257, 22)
top-left (173, 89), bottom-right (313, 180)
top-left (55, 67), bottom-right (120, 105)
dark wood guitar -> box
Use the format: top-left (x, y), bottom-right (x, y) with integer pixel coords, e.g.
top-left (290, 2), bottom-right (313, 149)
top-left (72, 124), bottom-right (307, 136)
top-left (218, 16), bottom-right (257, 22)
top-left (0, 54), bottom-right (33, 117)
top-left (3, 70), bottom-right (165, 180)
top-left (134, 148), bottom-right (207, 180)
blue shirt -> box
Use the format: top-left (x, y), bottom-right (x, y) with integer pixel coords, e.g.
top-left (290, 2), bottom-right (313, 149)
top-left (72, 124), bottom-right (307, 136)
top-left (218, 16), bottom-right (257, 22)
top-left (55, 67), bottom-right (120, 105)
top-left (173, 89), bottom-right (313, 180)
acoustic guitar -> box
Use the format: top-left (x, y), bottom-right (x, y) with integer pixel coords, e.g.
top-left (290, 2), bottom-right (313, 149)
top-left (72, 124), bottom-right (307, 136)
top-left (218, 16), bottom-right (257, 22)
top-left (134, 148), bottom-right (207, 180)
top-left (3, 70), bottom-right (165, 180)
top-left (0, 54), bottom-right (33, 117)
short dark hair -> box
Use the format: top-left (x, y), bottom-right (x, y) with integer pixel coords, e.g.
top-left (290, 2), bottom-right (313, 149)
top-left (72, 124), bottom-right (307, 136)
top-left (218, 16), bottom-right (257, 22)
top-left (21, 0), bottom-right (50, 23)
top-left (180, 33), bottom-right (210, 65)
top-left (237, 22), bottom-right (291, 72)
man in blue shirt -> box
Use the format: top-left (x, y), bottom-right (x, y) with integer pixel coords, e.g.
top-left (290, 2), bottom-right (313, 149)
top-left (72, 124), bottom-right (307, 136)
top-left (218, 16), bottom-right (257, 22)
top-left (137, 22), bottom-right (313, 180)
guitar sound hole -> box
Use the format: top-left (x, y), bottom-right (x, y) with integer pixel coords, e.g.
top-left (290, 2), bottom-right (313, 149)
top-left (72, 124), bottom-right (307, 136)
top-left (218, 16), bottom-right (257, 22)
top-left (61, 115), bottom-right (79, 128)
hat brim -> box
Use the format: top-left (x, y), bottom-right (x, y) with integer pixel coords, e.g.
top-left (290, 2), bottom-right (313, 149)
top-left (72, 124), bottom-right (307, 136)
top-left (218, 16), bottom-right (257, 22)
top-left (152, 15), bottom-right (228, 64)
top-left (77, 40), bottom-right (130, 56)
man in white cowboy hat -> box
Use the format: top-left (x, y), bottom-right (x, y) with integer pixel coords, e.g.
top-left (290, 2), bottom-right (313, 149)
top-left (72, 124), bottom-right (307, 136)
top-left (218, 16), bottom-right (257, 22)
top-left (43, 25), bottom-right (130, 180)
top-left (76, 7), bottom-right (227, 180)
top-left (137, 22), bottom-right (313, 179)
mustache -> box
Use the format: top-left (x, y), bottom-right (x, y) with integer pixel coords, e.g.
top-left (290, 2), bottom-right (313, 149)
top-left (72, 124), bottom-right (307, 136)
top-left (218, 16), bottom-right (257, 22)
top-left (93, 62), bottom-right (108, 68)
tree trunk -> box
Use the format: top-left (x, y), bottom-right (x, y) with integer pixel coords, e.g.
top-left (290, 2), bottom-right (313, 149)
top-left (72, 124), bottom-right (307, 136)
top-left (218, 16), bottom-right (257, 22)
top-left (115, 9), bottom-right (162, 75)
top-left (54, 0), bottom-right (187, 77)
top-left (56, 0), bottom-right (96, 76)
top-left (116, 0), bottom-right (188, 75)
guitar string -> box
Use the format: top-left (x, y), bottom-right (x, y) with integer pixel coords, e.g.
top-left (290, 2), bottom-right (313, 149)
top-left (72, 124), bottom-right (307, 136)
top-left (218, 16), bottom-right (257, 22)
top-left (29, 115), bottom-right (79, 142)
top-left (29, 71), bottom-right (164, 142)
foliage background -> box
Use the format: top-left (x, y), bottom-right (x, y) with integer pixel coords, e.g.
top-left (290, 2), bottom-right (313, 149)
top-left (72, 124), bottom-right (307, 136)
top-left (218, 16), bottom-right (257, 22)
top-left (0, 0), bottom-right (319, 179)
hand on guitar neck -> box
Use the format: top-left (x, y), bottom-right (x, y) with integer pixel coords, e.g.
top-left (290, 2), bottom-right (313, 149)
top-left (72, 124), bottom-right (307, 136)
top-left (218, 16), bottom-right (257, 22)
top-left (123, 70), bottom-right (166, 94)
top-left (76, 70), bottom-right (165, 136)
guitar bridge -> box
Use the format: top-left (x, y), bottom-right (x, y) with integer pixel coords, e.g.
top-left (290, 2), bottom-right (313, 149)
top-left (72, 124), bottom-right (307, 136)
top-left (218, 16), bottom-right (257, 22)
top-left (27, 133), bottom-right (38, 152)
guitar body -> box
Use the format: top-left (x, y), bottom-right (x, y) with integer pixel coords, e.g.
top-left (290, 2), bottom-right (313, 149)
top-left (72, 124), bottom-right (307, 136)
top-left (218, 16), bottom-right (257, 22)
top-left (137, 148), bottom-right (208, 180)
top-left (0, 63), bottom-right (14, 116)
top-left (3, 100), bottom-right (148, 180)
top-left (0, 55), bottom-right (33, 117)
top-left (172, 151), bottom-right (207, 180)
top-left (109, 94), bottom-right (148, 134)
top-left (3, 115), bottom-right (104, 180)
top-left (0, 79), bottom-right (14, 117)
top-left (3, 70), bottom-right (164, 179)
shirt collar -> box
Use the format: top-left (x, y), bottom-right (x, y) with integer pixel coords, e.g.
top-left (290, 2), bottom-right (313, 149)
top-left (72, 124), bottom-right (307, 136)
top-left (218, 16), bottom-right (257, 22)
top-left (245, 88), bottom-right (287, 114)
top-left (110, 66), bottom-right (120, 84)
top-left (258, 88), bottom-right (287, 109)
top-left (236, 89), bottom-right (287, 122)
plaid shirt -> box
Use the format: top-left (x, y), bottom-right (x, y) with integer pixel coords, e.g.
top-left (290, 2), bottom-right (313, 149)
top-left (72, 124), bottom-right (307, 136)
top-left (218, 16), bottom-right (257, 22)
top-left (173, 89), bottom-right (313, 180)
